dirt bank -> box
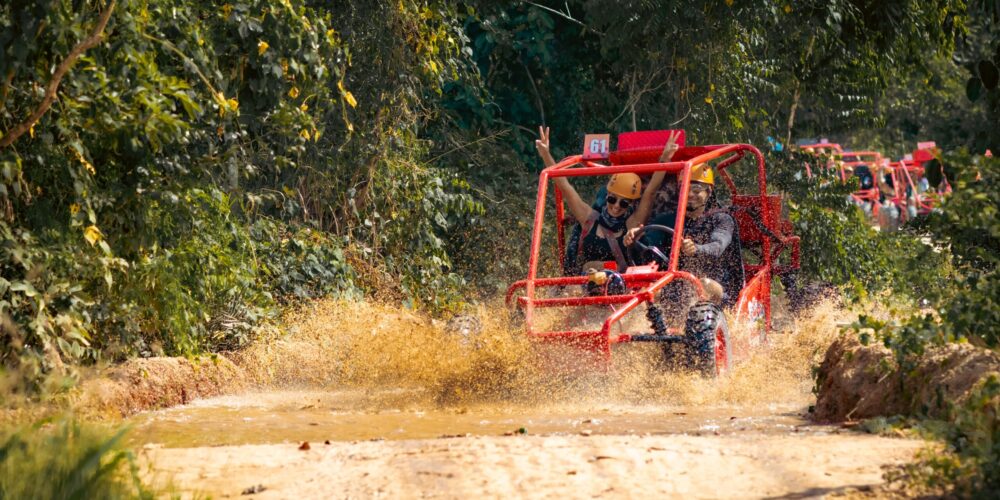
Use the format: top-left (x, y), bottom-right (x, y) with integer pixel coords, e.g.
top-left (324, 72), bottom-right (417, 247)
top-left (142, 432), bottom-right (922, 498)
top-left (75, 301), bottom-right (449, 418)
top-left (814, 334), bottom-right (1000, 421)
top-left (78, 356), bottom-right (247, 418)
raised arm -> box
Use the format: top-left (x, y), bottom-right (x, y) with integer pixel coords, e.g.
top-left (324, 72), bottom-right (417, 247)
top-left (536, 126), bottom-right (592, 223)
top-left (627, 130), bottom-right (681, 229)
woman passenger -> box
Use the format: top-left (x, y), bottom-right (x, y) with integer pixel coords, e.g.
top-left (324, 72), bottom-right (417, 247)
top-left (534, 126), bottom-right (679, 274)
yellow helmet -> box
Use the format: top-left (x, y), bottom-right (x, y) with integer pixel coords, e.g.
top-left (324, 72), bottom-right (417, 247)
top-left (606, 173), bottom-right (642, 199)
top-left (690, 163), bottom-right (714, 185)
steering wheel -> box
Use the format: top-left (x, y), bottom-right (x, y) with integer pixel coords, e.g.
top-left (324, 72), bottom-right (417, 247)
top-left (626, 224), bottom-right (674, 267)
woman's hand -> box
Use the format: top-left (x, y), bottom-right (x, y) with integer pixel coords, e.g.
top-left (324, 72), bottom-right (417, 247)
top-left (624, 225), bottom-right (643, 247)
top-left (658, 130), bottom-right (682, 162)
top-left (535, 126), bottom-right (555, 166)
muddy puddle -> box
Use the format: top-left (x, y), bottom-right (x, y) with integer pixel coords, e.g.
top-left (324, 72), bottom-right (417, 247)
top-left (128, 299), bottom-right (847, 449)
top-left (131, 300), bottom-right (926, 498)
top-left (127, 390), bottom-right (820, 448)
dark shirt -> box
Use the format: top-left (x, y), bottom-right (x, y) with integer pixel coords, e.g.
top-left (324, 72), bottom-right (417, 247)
top-left (854, 166), bottom-right (874, 189)
top-left (579, 217), bottom-right (625, 264)
top-left (565, 210), bottom-right (627, 274)
top-left (643, 210), bottom-right (742, 305)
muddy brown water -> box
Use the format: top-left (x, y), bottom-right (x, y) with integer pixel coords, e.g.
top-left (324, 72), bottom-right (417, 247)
top-left (127, 390), bottom-right (821, 448)
top-left (126, 299), bottom-right (847, 448)
top-left (131, 300), bottom-right (927, 498)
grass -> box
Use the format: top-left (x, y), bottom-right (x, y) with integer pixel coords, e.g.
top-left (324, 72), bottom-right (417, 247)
top-left (0, 417), bottom-right (155, 500)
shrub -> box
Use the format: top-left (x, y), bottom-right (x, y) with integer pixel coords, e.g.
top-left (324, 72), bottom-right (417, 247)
top-left (889, 375), bottom-right (1000, 497)
top-left (251, 217), bottom-right (358, 302)
top-left (0, 221), bottom-right (106, 383)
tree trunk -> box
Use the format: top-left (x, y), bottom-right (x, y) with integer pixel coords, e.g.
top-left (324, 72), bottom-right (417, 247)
top-left (785, 82), bottom-right (801, 147)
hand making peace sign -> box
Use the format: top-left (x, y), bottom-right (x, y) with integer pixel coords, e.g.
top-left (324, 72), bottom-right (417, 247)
top-left (659, 130), bottom-right (682, 162)
top-left (535, 125), bottom-right (555, 167)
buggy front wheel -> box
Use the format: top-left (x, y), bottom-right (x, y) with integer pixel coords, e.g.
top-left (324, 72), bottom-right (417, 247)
top-left (684, 301), bottom-right (732, 376)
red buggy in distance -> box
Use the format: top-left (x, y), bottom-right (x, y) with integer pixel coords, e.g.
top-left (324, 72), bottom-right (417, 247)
top-left (882, 161), bottom-right (910, 220)
top-left (898, 142), bottom-right (950, 216)
top-left (505, 131), bottom-right (800, 376)
top-left (883, 158), bottom-right (934, 224)
top-left (834, 151), bottom-right (883, 217)
top-left (798, 142), bottom-right (843, 178)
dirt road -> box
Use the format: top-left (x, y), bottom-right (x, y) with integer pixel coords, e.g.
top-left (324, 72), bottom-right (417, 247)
top-left (142, 427), bottom-right (920, 498)
top-left (131, 300), bottom-right (924, 498)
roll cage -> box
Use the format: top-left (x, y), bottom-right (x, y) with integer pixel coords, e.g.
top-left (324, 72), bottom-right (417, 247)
top-left (505, 133), bottom-right (800, 361)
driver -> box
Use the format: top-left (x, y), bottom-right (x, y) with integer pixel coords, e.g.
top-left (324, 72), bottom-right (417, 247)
top-left (534, 126), bottom-right (679, 274)
top-left (625, 164), bottom-right (743, 306)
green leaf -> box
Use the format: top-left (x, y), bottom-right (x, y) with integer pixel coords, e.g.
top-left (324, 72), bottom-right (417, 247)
top-left (10, 282), bottom-right (39, 298)
top-left (966, 76), bottom-right (983, 102)
top-left (978, 60), bottom-right (999, 90)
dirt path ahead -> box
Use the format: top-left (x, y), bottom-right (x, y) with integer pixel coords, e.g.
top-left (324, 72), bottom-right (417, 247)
top-left (143, 432), bottom-right (919, 498)
top-left (132, 300), bottom-right (924, 498)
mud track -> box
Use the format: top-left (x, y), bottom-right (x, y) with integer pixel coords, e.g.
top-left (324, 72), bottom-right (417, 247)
top-left (126, 300), bottom-right (926, 498)
top-left (143, 433), bottom-right (920, 498)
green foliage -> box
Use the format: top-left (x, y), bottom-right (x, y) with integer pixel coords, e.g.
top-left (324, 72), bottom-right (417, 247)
top-left (845, 53), bottom-right (990, 156)
top-left (912, 152), bottom-right (999, 347)
top-left (0, 221), bottom-right (100, 381)
top-left (0, 0), bottom-right (488, 378)
top-left (459, 0), bottom-right (965, 159)
top-left (920, 151), bottom-right (1000, 271)
top-left (953, 4), bottom-right (1000, 150)
top-left (941, 374), bottom-right (1000, 496)
top-left (251, 218), bottom-right (357, 302)
top-left (889, 375), bottom-right (1000, 497)
top-left (0, 418), bottom-right (154, 499)
top-left (108, 188), bottom-right (275, 355)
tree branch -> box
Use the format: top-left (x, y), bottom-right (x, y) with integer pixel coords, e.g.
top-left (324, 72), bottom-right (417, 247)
top-left (0, 0), bottom-right (116, 149)
top-left (523, 1), bottom-right (604, 36)
top-left (521, 62), bottom-right (546, 125)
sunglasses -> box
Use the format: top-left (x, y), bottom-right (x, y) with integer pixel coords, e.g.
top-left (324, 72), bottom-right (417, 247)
top-left (605, 195), bottom-right (633, 209)
top-left (689, 183), bottom-right (711, 194)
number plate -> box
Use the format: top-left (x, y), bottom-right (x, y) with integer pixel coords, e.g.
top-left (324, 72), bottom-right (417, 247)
top-left (582, 134), bottom-right (610, 160)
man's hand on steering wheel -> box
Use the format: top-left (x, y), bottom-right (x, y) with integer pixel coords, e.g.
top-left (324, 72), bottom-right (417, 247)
top-left (624, 224), bottom-right (674, 266)
top-left (682, 238), bottom-right (697, 256)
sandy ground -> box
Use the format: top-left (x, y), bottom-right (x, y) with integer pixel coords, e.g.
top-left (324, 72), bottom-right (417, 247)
top-left (132, 300), bottom-right (929, 498)
top-left (142, 432), bottom-right (921, 499)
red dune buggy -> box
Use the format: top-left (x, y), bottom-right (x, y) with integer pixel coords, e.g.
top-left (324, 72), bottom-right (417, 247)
top-left (798, 141), bottom-right (844, 179)
top-left (898, 142), bottom-right (950, 216)
top-left (834, 151), bottom-right (883, 217)
top-left (505, 131), bottom-right (800, 376)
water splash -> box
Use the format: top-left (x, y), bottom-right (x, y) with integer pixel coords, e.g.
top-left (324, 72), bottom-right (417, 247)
top-left (236, 298), bottom-right (849, 411)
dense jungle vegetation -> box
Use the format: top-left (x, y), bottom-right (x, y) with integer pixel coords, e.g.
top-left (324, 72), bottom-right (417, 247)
top-left (2, 0), bottom-right (999, 495)
top-left (0, 0), bottom-right (988, 376)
